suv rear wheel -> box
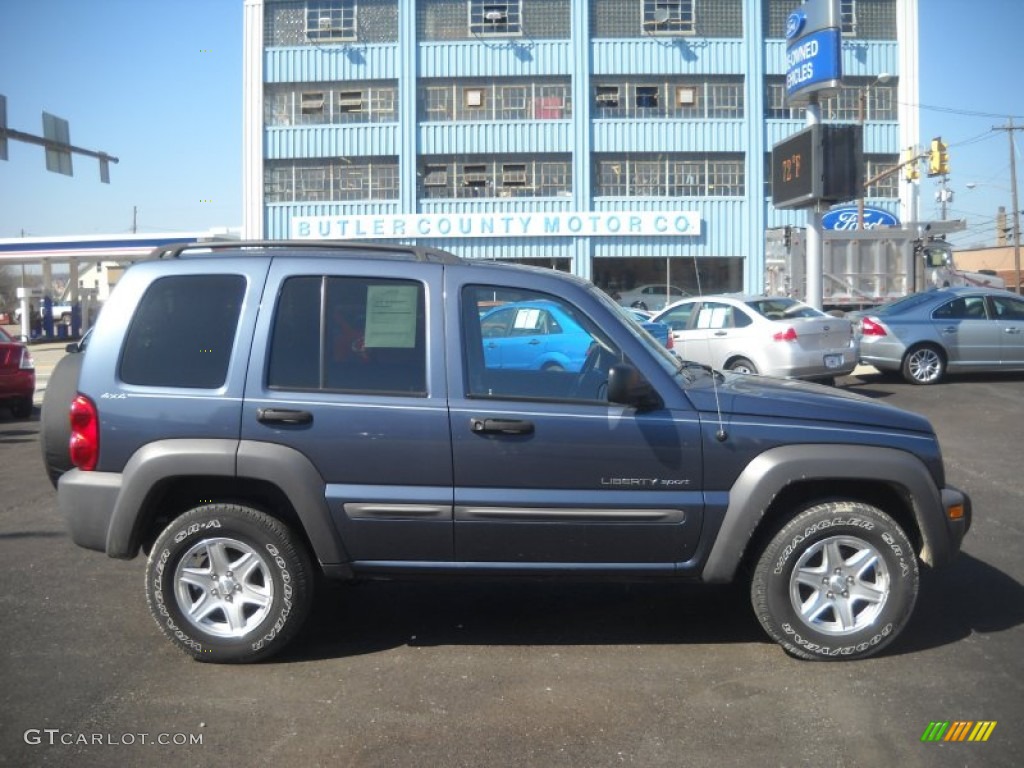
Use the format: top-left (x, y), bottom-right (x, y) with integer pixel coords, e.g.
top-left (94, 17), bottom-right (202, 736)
top-left (751, 501), bottom-right (918, 661)
top-left (146, 504), bottom-right (313, 663)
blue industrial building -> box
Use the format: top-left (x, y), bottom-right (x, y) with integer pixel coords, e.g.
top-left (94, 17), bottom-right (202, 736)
top-left (242, 0), bottom-right (919, 295)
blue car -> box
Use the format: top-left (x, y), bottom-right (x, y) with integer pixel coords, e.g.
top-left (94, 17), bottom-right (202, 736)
top-left (622, 307), bottom-right (674, 351)
top-left (480, 300), bottom-right (593, 371)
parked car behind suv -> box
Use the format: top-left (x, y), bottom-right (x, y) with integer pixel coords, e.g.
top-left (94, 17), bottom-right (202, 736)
top-left (653, 294), bottom-right (858, 381)
top-left (0, 327), bottom-right (34, 418)
top-left (47, 241), bottom-right (971, 664)
top-left (854, 286), bottom-right (1024, 384)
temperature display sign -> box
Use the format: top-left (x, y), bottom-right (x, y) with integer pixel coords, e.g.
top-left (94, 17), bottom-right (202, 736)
top-left (772, 126), bottom-right (818, 209)
top-left (771, 124), bottom-right (863, 210)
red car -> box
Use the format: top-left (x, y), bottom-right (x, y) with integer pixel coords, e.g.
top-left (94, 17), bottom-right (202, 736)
top-left (0, 327), bottom-right (35, 419)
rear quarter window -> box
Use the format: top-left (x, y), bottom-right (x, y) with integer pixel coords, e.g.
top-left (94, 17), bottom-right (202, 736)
top-left (119, 274), bottom-right (246, 388)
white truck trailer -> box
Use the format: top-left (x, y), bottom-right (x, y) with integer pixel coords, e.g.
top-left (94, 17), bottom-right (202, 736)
top-left (765, 222), bottom-right (1005, 312)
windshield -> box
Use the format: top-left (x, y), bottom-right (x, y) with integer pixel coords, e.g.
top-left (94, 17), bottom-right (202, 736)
top-left (745, 297), bottom-right (824, 320)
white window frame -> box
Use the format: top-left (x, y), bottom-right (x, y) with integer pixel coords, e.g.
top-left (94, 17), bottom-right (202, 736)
top-left (642, 0), bottom-right (695, 36)
top-left (840, 0), bottom-right (856, 36)
top-left (305, 1), bottom-right (357, 42)
top-left (469, 0), bottom-right (523, 37)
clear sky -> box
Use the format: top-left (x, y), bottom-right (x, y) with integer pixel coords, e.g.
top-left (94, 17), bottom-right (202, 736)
top-left (1, 0), bottom-right (1022, 248)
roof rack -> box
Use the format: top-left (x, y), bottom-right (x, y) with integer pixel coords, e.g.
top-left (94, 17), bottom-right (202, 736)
top-left (149, 240), bottom-right (463, 264)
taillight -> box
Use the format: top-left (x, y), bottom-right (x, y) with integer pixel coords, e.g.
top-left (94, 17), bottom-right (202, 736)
top-left (666, 334), bottom-right (674, 350)
top-left (860, 317), bottom-right (888, 337)
top-left (772, 326), bottom-right (798, 342)
top-left (20, 349), bottom-right (35, 370)
top-left (69, 395), bottom-right (99, 471)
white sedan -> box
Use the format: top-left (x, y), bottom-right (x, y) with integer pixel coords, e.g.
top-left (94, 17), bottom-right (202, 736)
top-left (652, 294), bottom-right (859, 381)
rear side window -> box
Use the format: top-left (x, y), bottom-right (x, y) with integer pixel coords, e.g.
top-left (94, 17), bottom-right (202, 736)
top-left (267, 276), bottom-right (426, 395)
top-left (120, 275), bottom-right (245, 388)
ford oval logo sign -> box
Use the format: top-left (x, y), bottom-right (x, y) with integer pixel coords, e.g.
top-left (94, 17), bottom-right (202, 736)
top-left (786, 11), bottom-right (806, 40)
top-left (822, 206), bottom-right (901, 231)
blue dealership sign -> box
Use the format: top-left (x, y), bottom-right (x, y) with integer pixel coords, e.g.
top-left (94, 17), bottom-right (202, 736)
top-left (785, 0), bottom-right (843, 106)
top-left (822, 206), bottom-right (901, 231)
top-left (786, 28), bottom-right (842, 101)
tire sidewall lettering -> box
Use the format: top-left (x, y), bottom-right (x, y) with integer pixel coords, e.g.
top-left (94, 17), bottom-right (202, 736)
top-left (146, 507), bottom-right (310, 662)
top-left (753, 501), bottom-right (919, 661)
top-left (773, 516), bottom-right (875, 576)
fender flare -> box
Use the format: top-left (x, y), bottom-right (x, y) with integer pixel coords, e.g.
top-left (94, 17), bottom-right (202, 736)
top-left (701, 443), bottom-right (949, 583)
top-left (106, 439), bottom-right (347, 565)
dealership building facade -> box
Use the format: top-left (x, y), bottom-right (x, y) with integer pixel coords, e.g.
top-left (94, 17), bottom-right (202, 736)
top-left (241, 0), bottom-right (919, 296)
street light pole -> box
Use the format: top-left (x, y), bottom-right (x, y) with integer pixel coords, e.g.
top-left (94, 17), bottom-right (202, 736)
top-left (994, 118), bottom-right (1023, 293)
top-left (1009, 118), bottom-right (1022, 293)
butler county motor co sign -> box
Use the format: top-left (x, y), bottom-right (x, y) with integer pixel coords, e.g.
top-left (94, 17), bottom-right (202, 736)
top-left (292, 212), bottom-right (702, 240)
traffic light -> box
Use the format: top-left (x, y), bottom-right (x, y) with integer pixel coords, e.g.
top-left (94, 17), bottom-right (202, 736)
top-left (928, 137), bottom-right (949, 177)
top-left (903, 147), bottom-right (919, 181)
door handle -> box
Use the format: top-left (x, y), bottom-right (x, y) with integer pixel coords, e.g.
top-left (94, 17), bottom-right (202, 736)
top-left (1005, 327), bottom-right (1022, 335)
top-left (470, 417), bottom-right (535, 435)
top-left (941, 326), bottom-right (958, 334)
top-left (257, 408), bottom-right (313, 425)
top-left (714, 330), bottom-right (728, 336)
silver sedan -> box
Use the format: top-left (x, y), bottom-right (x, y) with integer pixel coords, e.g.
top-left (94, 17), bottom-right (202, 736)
top-left (854, 286), bottom-right (1024, 384)
top-left (652, 294), bottom-right (859, 381)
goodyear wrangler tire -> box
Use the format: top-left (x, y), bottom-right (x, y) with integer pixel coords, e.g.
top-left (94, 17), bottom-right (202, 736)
top-left (751, 501), bottom-right (919, 661)
top-left (145, 504), bottom-right (313, 663)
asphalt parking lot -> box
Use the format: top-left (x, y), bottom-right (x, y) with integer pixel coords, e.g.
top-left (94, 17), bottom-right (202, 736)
top-left (0, 363), bottom-right (1021, 767)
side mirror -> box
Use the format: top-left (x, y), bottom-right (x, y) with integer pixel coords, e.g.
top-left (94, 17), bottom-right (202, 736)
top-left (607, 364), bottom-right (662, 411)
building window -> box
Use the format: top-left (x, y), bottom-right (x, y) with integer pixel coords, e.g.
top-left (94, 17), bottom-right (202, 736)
top-left (420, 156), bottom-right (571, 200)
top-left (840, 0), bottom-right (856, 35)
top-left (422, 80), bottom-right (572, 122)
top-left (635, 86), bottom-right (660, 112)
top-left (305, 1), bottom-right (356, 42)
top-left (642, 0), bottom-right (695, 35)
top-left (820, 83), bottom-right (898, 122)
top-left (265, 82), bottom-right (399, 126)
top-left (469, 0), bottom-right (522, 37)
top-left (265, 158), bottom-right (399, 203)
top-left (765, 81), bottom-right (803, 120)
top-left (594, 79), bottom-right (743, 120)
top-left (300, 91), bottom-right (327, 121)
top-left (596, 85), bottom-right (621, 109)
top-left (865, 156), bottom-right (899, 198)
top-left (595, 155), bottom-right (744, 198)
top-left (336, 90), bottom-right (363, 115)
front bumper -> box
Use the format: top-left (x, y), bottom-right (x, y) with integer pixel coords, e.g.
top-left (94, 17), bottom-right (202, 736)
top-left (938, 485), bottom-right (972, 561)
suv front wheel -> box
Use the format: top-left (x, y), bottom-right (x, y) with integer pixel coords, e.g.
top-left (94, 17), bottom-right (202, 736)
top-left (750, 501), bottom-right (919, 661)
top-left (146, 504), bottom-right (313, 663)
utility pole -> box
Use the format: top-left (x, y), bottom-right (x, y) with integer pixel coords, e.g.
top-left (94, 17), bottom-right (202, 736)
top-left (994, 118), bottom-right (1022, 293)
top-left (132, 206), bottom-right (138, 234)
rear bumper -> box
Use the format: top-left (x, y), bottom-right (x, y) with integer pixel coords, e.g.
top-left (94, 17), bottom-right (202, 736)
top-left (768, 347), bottom-right (859, 379)
top-left (0, 370), bottom-right (35, 400)
top-left (58, 469), bottom-right (123, 555)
